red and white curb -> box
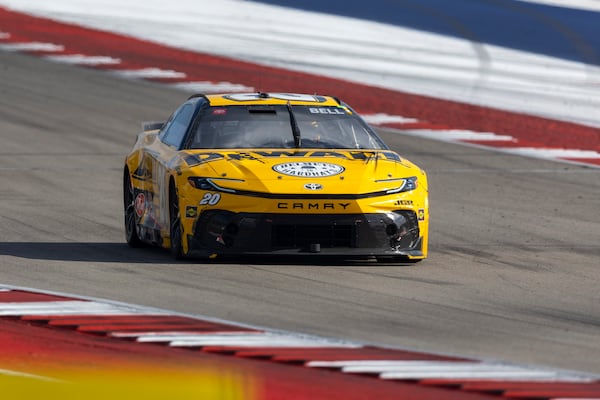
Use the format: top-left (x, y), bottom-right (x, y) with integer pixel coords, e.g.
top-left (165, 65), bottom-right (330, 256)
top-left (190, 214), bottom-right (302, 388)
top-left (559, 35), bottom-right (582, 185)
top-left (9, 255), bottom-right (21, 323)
top-left (363, 117), bottom-right (600, 166)
top-left (0, 36), bottom-right (244, 92)
top-left (1, 285), bottom-right (599, 399)
top-left (1, 7), bottom-right (599, 169)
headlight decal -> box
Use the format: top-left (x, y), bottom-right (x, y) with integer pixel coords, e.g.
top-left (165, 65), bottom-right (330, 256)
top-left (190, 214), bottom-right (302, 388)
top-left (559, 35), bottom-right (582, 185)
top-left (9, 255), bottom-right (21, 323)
top-left (188, 177), bottom-right (239, 193)
top-left (385, 177), bottom-right (417, 194)
top-left (187, 176), bottom-right (419, 199)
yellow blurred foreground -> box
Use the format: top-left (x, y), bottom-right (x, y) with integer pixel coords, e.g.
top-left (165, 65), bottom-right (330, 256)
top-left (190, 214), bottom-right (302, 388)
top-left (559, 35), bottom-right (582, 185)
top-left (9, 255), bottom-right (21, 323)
top-left (0, 368), bottom-right (253, 400)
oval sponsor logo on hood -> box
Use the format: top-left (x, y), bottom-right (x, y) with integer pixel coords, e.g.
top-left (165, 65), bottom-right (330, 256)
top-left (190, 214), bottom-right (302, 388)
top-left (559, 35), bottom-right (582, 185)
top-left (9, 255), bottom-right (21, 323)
top-left (273, 162), bottom-right (344, 177)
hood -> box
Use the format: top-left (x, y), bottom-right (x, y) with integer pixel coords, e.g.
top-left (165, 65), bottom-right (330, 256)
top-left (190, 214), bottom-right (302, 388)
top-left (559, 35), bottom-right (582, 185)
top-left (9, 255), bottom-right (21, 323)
top-left (181, 149), bottom-right (423, 195)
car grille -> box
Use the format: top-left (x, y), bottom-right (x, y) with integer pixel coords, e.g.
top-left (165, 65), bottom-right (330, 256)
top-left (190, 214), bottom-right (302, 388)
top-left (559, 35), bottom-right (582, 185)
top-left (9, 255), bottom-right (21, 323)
top-left (272, 224), bottom-right (355, 248)
top-left (192, 210), bottom-right (420, 253)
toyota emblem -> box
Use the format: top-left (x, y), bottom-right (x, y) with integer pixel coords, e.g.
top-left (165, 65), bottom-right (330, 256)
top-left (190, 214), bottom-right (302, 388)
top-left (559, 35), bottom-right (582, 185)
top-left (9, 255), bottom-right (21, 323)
top-left (304, 183), bottom-right (323, 190)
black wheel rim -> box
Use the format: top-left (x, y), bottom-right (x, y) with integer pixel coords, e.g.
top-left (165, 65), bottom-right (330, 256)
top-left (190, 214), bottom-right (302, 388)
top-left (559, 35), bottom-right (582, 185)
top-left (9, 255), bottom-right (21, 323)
top-left (124, 174), bottom-right (137, 242)
top-left (170, 187), bottom-right (182, 255)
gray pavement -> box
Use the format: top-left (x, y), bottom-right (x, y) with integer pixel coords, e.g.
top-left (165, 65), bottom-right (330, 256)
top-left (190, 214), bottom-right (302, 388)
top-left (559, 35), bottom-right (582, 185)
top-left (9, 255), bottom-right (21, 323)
top-left (1, 51), bottom-right (599, 374)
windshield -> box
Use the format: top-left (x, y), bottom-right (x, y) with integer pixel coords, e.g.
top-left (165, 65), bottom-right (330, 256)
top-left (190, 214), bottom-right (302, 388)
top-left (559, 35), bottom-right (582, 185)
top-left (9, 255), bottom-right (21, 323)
top-left (188, 105), bottom-right (387, 150)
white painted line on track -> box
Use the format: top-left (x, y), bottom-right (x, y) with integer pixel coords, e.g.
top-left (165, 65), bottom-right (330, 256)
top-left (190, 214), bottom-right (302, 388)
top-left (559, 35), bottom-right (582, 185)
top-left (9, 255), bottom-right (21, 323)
top-left (0, 284), bottom-right (270, 332)
top-left (0, 42), bottom-right (64, 52)
top-left (553, 398), bottom-right (600, 400)
top-left (45, 54), bottom-right (121, 66)
top-left (308, 360), bottom-right (596, 382)
top-left (112, 331), bottom-right (255, 338)
top-left (125, 331), bottom-right (360, 348)
top-left (399, 128), bottom-right (516, 142)
top-left (381, 369), bottom-right (580, 380)
top-left (308, 360), bottom-right (457, 367)
top-left (171, 81), bottom-right (254, 93)
top-left (518, 0), bottom-right (600, 12)
top-left (509, 148), bottom-right (600, 159)
top-left (0, 301), bottom-right (147, 316)
top-left (344, 362), bottom-right (549, 374)
top-left (112, 331), bottom-right (360, 348)
top-left (168, 336), bottom-right (360, 348)
top-left (377, 125), bottom-right (600, 168)
top-left (362, 114), bottom-right (419, 125)
top-left (113, 68), bottom-right (186, 79)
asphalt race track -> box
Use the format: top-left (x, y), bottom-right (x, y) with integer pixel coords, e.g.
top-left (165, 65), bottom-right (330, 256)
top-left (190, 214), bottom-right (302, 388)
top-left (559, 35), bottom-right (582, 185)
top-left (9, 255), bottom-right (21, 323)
top-left (1, 50), bottom-right (599, 375)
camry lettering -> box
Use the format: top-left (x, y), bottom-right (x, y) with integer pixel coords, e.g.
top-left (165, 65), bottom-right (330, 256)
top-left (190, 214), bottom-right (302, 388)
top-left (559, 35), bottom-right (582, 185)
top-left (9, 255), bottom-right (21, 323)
top-left (277, 202), bottom-right (350, 210)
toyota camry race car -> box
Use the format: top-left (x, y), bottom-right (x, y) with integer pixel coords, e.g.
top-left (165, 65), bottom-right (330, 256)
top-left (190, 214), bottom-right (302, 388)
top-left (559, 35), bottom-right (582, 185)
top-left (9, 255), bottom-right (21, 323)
top-left (123, 93), bottom-right (428, 262)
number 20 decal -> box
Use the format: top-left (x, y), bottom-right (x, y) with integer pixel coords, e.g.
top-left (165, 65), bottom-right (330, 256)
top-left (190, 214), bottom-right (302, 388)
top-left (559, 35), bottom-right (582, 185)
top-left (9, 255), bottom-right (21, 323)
top-left (200, 192), bottom-right (221, 205)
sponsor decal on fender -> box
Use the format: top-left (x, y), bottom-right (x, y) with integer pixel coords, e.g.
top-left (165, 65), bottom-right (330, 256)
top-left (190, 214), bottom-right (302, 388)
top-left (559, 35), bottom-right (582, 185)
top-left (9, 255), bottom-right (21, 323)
top-left (185, 206), bottom-right (198, 218)
top-left (134, 193), bottom-right (146, 217)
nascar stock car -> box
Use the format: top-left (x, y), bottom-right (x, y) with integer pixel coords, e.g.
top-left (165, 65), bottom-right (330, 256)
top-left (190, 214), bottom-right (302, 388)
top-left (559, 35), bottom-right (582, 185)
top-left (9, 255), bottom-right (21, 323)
top-left (123, 93), bottom-right (429, 262)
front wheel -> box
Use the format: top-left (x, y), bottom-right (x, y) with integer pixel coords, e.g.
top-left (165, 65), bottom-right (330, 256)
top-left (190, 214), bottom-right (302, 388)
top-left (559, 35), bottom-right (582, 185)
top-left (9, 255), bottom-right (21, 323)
top-left (123, 169), bottom-right (143, 247)
top-left (169, 183), bottom-right (184, 259)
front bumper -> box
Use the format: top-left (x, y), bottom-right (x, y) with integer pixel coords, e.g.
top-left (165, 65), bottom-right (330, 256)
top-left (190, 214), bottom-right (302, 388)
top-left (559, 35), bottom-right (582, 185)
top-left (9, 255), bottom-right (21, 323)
top-left (186, 210), bottom-right (423, 258)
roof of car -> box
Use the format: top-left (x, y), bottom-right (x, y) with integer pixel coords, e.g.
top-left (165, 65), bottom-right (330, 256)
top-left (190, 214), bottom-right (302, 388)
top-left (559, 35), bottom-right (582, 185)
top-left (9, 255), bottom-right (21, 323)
top-left (194, 93), bottom-right (343, 107)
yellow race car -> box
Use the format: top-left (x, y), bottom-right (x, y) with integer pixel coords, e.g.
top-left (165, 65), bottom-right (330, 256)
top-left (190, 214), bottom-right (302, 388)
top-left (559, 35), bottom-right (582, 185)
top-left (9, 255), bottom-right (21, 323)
top-left (123, 93), bottom-right (428, 262)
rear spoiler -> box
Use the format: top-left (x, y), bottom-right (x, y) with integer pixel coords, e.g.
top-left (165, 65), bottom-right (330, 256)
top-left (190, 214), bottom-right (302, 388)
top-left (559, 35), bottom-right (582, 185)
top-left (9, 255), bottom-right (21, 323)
top-left (141, 121), bottom-right (164, 132)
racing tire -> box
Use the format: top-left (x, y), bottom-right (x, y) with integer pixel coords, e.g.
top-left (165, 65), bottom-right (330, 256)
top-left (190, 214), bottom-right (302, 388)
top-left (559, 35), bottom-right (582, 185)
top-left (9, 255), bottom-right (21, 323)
top-left (169, 182), bottom-right (185, 260)
top-left (123, 169), bottom-right (143, 247)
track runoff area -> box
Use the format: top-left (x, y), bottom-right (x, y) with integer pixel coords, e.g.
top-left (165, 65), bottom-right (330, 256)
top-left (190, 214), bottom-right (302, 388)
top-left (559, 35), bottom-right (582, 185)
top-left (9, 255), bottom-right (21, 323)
top-left (1, 6), bottom-right (600, 400)
top-left (1, 285), bottom-right (599, 400)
